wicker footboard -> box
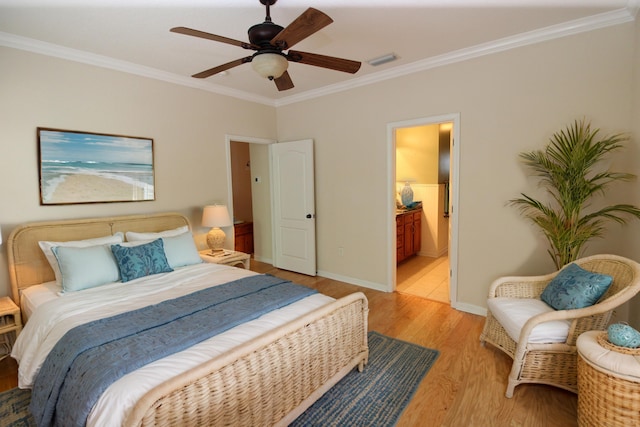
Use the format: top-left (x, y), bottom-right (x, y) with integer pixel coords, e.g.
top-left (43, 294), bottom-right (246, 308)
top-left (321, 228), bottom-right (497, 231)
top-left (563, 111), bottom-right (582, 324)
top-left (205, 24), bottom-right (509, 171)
top-left (124, 292), bottom-right (369, 427)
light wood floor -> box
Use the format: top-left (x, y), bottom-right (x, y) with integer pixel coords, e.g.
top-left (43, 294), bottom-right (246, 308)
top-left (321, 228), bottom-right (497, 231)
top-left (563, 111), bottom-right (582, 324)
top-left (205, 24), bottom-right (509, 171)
top-left (0, 260), bottom-right (578, 426)
top-left (397, 254), bottom-right (450, 303)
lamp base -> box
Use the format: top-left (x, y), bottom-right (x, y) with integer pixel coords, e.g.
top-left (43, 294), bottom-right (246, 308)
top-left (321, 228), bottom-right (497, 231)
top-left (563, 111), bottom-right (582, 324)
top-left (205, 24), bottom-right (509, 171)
top-left (206, 227), bottom-right (226, 253)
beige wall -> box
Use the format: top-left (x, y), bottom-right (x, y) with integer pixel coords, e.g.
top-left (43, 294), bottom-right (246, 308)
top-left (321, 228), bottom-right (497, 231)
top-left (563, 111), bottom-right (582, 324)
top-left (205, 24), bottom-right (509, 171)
top-left (0, 47), bottom-right (277, 298)
top-left (2, 19), bottom-right (640, 319)
top-left (629, 17), bottom-right (640, 327)
top-left (276, 22), bottom-right (640, 315)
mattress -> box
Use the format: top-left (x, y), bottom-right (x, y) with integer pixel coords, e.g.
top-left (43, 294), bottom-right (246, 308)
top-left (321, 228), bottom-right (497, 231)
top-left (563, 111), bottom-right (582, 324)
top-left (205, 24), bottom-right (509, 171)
top-left (13, 262), bottom-right (334, 427)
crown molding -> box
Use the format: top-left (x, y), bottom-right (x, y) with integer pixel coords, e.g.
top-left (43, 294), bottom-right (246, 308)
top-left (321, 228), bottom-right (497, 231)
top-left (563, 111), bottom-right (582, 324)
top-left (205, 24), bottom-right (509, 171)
top-left (275, 7), bottom-right (636, 106)
top-left (0, 31), bottom-right (275, 106)
top-left (0, 6), bottom-right (635, 108)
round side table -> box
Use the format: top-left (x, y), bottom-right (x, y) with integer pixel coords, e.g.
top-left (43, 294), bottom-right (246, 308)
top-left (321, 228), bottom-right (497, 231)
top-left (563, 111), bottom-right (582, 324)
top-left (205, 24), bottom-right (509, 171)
top-left (576, 331), bottom-right (640, 427)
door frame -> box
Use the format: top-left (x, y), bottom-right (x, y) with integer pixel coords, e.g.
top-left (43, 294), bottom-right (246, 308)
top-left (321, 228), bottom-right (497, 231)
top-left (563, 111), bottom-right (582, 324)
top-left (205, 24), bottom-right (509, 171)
top-left (386, 113), bottom-right (461, 307)
top-left (225, 134), bottom-right (276, 250)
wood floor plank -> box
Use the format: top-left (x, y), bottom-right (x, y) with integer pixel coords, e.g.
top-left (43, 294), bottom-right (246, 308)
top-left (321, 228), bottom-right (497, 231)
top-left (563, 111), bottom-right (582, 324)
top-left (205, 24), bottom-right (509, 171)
top-left (0, 259), bottom-right (578, 426)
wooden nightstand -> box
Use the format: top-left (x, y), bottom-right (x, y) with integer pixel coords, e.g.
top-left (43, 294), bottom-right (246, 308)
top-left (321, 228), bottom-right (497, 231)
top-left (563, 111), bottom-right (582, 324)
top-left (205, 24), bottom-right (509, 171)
top-left (200, 250), bottom-right (251, 269)
top-left (0, 296), bottom-right (22, 361)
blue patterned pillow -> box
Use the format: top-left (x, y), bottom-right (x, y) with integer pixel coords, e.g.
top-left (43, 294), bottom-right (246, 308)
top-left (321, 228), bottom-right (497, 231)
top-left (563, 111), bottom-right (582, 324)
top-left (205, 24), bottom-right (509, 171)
top-left (541, 263), bottom-right (613, 310)
top-left (111, 239), bottom-right (173, 282)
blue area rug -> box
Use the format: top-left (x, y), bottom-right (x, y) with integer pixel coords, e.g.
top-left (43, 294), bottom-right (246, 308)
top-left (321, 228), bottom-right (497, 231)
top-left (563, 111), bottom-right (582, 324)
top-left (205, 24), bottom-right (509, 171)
top-left (0, 386), bottom-right (32, 427)
top-left (0, 331), bottom-right (438, 427)
top-left (291, 331), bottom-right (440, 426)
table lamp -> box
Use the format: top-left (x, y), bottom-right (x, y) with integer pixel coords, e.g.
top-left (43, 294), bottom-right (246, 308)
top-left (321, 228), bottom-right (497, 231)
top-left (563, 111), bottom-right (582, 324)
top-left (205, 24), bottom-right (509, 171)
top-left (202, 205), bottom-right (232, 254)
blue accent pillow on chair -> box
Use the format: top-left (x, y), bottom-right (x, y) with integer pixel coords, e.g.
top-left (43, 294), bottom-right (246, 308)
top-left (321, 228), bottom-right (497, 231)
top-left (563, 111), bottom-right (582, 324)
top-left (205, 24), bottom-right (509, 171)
top-left (541, 263), bottom-right (613, 310)
top-left (111, 239), bottom-right (173, 282)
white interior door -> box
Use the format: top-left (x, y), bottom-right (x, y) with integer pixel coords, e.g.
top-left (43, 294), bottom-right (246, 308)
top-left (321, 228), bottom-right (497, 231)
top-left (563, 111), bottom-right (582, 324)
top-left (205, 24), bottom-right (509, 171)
top-left (270, 139), bottom-right (316, 276)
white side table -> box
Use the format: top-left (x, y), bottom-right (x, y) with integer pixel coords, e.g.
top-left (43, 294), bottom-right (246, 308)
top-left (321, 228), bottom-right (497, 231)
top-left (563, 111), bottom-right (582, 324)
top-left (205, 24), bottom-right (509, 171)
top-left (200, 250), bottom-right (251, 269)
top-left (0, 296), bottom-right (22, 361)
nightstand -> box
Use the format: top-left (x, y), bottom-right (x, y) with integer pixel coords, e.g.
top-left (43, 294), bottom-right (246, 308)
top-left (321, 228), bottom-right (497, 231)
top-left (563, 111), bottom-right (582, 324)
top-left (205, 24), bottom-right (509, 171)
top-left (200, 250), bottom-right (251, 269)
top-left (0, 296), bottom-right (22, 361)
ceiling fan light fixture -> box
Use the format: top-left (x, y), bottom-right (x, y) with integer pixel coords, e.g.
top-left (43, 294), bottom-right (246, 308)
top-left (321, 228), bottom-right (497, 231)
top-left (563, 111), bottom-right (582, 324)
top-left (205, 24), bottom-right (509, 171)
top-left (251, 52), bottom-right (288, 80)
top-left (172, 2), bottom-right (359, 91)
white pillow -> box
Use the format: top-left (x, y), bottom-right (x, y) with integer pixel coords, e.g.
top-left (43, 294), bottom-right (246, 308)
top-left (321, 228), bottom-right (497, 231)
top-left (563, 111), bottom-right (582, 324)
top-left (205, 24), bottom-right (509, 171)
top-left (39, 232), bottom-right (124, 285)
top-left (125, 225), bottom-right (189, 242)
top-left (52, 245), bottom-right (120, 292)
top-left (487, 297), bottom-right (571, 344)
top-left (119, 231), bottom-right (202, 269)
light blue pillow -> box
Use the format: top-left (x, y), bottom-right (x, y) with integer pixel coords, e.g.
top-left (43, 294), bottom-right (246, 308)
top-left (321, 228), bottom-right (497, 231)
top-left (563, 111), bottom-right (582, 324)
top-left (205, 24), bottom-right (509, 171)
top-left (111, 239), bottom-right (173, 282)
top-left (541, 263), bottom-right (613, 310)
top-left (39, 232), bottom-right (124, 286)
top-left (161, 232), bottom-right (203, 268)
top-left (52, 244), bottom-right (120, 293)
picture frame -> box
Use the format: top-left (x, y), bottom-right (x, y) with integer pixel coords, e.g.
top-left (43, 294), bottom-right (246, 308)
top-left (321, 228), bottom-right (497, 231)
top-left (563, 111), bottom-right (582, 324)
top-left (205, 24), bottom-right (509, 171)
top-left (38, 127), bottom-right (155, 205)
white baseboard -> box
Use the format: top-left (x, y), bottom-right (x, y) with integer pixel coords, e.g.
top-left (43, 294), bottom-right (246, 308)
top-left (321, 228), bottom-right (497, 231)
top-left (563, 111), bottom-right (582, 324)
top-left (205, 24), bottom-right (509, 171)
top-left (452, 301), bottom-right (487, 317)
top-left (253, 255), bottom-right (272, 264)
top-left (316, 270), bottom-right (389, 292)
top-left (417, 248), bottom-right (448, 258)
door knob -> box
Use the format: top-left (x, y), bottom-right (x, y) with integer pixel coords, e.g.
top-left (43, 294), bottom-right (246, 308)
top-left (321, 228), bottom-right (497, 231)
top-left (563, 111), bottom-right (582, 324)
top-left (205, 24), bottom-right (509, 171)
top-left (306, 214), bottom-right (313, 218)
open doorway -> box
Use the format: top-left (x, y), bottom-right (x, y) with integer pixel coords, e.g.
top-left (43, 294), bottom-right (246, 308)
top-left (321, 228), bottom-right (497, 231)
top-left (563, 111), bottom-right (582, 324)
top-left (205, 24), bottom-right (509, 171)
top-left (226, 135), bottom-right (275, 264)
top-left (387, 114), bottom-right (460, 307)
top-left (229, 141), bottom-right (255, 254)
top-left (395, 122), bottom-right (451, 303)
top-left (226, 135), bottom-right (317, 274)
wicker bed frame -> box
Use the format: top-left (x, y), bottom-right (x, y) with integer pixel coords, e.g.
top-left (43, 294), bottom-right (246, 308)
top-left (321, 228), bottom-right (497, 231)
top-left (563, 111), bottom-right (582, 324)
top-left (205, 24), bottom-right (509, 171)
top-left (7, 212), bottom-right (369, 426)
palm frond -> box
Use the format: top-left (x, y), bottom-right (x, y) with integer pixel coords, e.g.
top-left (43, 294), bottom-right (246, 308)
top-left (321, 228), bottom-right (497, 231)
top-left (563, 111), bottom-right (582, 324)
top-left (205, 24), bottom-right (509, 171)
top-left (511, 119), bottom-right (638, 268)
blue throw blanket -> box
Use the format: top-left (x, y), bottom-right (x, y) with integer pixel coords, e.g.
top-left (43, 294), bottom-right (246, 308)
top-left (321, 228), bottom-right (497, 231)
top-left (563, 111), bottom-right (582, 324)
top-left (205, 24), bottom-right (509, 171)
top-left (30, 274), bottom-right (317, 427)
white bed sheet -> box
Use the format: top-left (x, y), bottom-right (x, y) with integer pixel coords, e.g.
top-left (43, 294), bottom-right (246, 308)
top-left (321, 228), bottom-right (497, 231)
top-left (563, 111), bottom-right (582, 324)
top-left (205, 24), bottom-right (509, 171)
top-left (12, 263), bottom-right (334, 427)
top-left (20, 281), bottom-right (60, 321)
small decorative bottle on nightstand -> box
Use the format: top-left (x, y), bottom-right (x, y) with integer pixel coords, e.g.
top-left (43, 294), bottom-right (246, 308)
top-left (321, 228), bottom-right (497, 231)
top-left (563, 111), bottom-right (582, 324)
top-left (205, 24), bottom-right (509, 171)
top-left (0, 296), bottom-right (22, 361)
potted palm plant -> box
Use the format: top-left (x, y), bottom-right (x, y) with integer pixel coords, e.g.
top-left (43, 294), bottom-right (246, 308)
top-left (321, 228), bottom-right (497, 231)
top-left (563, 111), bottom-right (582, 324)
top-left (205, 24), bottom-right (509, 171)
top-left (510, 119), bottom-right (640, 269)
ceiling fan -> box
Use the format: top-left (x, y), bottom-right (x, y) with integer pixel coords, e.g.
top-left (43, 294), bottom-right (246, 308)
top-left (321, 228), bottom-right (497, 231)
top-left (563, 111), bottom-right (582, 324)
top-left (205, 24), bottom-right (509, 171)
top-left (170, 0), bottom-right (361, 91)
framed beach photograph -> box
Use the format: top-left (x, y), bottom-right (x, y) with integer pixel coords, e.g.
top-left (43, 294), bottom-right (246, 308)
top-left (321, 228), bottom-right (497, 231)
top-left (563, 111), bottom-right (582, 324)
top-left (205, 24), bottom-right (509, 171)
top-left (38, 127), bottom-right (155, 205)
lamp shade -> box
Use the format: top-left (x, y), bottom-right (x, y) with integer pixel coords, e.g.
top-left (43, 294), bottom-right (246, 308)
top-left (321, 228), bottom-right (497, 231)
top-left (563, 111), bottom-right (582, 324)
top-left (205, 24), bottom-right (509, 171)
top-left (202, 205), bottom-right (232, 228)
top-left (251, 52), bottom-right (288, 79)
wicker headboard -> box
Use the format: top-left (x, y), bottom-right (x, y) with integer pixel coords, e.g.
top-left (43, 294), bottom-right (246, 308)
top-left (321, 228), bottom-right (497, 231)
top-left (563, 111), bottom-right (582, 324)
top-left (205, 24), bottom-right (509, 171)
top-left (7, 212), bottom-right (190, 304)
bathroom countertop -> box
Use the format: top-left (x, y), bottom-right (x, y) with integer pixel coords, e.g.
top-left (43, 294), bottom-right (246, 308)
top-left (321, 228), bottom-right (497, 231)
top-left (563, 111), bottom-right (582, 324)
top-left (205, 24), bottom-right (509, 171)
top-left (396, 202), bottom-right (422, 215)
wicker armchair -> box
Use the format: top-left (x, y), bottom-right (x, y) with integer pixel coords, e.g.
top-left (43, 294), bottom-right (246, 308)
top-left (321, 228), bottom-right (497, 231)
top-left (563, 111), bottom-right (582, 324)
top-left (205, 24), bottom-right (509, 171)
top-left (480, 254), bottom-right (640, 398)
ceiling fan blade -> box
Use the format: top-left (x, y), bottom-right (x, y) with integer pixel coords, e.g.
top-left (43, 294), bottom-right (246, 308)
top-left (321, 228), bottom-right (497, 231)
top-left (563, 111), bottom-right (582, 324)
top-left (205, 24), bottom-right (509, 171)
top-left (270, 8), bottom-right (333, 50)
top-left (192, 57), bottom-right (253, 79)
top-left (274, 71), bottom-right (294, 91)
top-left (287, 50), bottom-right (361, 74)
top-left (171, 27), bottom-right (259, 50)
